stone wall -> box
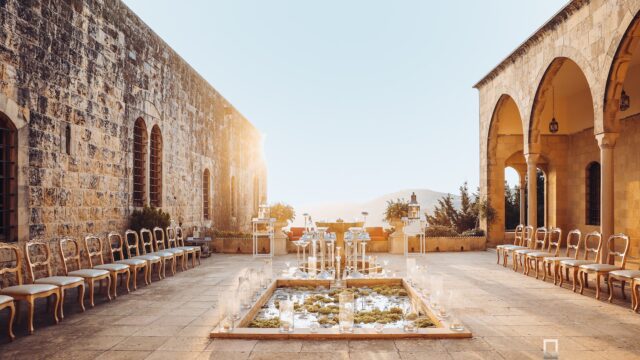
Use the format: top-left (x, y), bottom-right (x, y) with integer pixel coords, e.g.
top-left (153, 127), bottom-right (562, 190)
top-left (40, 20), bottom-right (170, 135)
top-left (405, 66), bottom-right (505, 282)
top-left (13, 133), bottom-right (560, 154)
top-left (0, 0), bottom-right (267, 245)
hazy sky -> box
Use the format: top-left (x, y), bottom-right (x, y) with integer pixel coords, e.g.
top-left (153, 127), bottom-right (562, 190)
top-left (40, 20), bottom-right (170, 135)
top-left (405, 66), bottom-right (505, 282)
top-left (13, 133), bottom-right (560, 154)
top-left (123, 0), bottom-right (566, 208)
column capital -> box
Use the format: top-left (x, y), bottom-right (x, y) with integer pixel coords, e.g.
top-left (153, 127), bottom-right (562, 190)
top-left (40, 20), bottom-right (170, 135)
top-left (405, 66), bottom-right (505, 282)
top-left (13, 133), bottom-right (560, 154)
top-left (596, 133), bottom-right (619, 150)
top-left (524, 153), bottom-right (540, 165)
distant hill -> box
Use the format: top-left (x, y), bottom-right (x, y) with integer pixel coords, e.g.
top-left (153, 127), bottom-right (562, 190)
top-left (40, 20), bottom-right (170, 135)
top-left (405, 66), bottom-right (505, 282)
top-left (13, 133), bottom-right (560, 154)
top-left (291, 189), bottom-right (461, 228)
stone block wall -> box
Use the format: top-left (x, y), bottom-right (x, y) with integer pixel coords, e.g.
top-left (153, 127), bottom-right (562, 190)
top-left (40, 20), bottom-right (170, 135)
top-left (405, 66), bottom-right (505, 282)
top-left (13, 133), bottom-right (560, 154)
top-left (0, 0), bottom-right (267, 246)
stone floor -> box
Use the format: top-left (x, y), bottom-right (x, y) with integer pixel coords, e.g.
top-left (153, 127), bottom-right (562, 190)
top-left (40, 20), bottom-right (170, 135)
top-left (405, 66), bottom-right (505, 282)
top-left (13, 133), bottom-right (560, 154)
top-left (2, 251), bottom-right (640, 359)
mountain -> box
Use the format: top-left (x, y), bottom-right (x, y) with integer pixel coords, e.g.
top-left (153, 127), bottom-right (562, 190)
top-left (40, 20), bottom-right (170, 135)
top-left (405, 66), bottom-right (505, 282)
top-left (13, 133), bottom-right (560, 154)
top-left (291, 189), bottom-right (461, 228)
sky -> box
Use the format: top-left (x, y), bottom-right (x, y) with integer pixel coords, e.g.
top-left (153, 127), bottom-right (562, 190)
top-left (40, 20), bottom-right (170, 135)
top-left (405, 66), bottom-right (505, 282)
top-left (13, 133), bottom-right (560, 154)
top-left (123, 0), bottom-right (567, 209)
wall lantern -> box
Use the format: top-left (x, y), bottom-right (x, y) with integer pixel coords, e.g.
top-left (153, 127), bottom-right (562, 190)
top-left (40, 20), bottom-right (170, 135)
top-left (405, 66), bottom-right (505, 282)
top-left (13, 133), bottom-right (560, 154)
top-left (620, 89), bottom-right (630, 111)
top-left (548, 86), bottom-right (559, 134)
top-left (408, 192), bottom-right (420, 220)
top-left (258, 203), bottom-right (270, 219)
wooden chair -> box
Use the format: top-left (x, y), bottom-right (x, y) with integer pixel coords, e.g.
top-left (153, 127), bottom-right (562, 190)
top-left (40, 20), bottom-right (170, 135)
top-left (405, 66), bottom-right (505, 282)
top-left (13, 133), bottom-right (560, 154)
top-left (579, 234), bottom-right (630, 300)
top-left (84, 235), bottom-right (130, 298)
top-left (0, 295), bottom-right (15, 340)
top-left (24, 240), bottom-right (85, 319)
top-left (608, 257), bottom-right (640, 307)
top-left (58, 237), bottom-right (111, 307)
top-left (109, 231), bottom-right (148, 290)
top-left (514, 227), bottom-right (547, 274)
top-left (509, 225), bottom-right (533, 271)
top-left (141, 228), bottom-right (173, 278)
top-left (558, 231), bottom-right (602, 292)
top-left (126, 229), bottom-right (162, 282)
top-left (164, 226), bottom-right (187, 270)
top-left (153, 226), bottom-right (184, 274)
top-left (543, 229), bottom-right (582, 285)
top-left (176, 225), bottom-right (201, 266)
top-left (0, 243), bottom-right (60, 335)
top-left (525, 228), bottom-right (561, 279)
top-left (497, 224), bottom-right (525, 266)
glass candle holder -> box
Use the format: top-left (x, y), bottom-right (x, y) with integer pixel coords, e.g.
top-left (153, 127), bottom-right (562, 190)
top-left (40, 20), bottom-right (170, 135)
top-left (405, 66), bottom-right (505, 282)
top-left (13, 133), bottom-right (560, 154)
top-left (279, 300), bottom-right (295, 333)
top-left (339, 292), bottom-right (355, 333)
top-left (218, 293), bottom-right (233, 333)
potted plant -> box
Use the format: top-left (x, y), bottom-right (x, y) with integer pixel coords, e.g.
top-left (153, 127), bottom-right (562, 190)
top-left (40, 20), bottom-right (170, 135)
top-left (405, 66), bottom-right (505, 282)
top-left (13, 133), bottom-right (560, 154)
top-left (270, 203), bottom-right (295, 255)
top-left (384, 199), bottom-right (409, 254)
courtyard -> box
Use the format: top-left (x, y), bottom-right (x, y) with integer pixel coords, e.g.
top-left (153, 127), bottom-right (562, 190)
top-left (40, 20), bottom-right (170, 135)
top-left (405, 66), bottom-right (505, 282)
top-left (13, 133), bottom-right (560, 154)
top-left (2, 251), bottom-right (640, 359)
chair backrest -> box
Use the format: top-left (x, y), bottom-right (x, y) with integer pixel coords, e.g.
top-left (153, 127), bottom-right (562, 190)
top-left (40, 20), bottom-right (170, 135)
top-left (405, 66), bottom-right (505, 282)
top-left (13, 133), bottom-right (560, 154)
top-left (513, 224), bottom-right (524, 246)
top-left (581, 231), bottom-right (602, 261)
top-left (84, 235), bottom-right (105, 267)
top-left (605, 234), bottom-right (630, 267)
top-left (108, 232), bottom-right (126, 262)
top-left (523, 225), bottom-right (534, 248)
top-left (152, 227), bottom-right (166, 251)
top-left (546, 228), bottom-right (562, 256)
top-left (139, 228), bottom-right (154, 254)
top-left (166, 226), bottom-right (178, 249)
top-left (175, 226), bottom-right (185, 247)
top-left (24, 240), bottom-right (54, 283)
top-left (564, 229), bottom-right (582, 259)
top-left (533, 227), bottom-right (548, 250)
top-left (124, 230), bottom-right (141, 258)
top-left (59, 237), bottom-right (84, 274)
top-left (0, 243), bottom-right (23, 287)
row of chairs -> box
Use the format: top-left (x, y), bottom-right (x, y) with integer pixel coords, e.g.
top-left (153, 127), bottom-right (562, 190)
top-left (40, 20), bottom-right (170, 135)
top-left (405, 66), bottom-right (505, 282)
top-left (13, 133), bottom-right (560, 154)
top-left (497, 225), bottom-right (638, 308)
top-left (0, 225), bottom-right (201, 341)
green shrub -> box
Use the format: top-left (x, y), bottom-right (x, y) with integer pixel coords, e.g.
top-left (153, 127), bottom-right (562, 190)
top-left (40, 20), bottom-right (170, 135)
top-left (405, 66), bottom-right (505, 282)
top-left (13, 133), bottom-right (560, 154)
top-left (461, 228), bottom-right (485, 237)
top-left (384, 198), bottom-right (409, 223)
top-left (129, 207), bottom-right (171, 233)
top-left (424, 225), bottom-right (459, 237)
top-left (270, 203), bottom-right (295, 223)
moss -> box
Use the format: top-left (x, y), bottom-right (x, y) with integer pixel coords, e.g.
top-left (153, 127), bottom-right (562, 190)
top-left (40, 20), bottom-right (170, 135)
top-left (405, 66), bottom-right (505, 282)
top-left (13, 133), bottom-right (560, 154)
top-left (415, 317), bottom-right (436, 328)
top-left (248, 318), bottom-right (281, 328)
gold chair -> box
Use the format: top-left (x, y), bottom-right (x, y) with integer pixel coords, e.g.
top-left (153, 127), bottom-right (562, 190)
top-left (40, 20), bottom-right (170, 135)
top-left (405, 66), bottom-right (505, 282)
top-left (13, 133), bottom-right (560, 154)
top-left (509, 225), bottom-right (533, 271)
top-left (58, 237), bottom-right (111, 307)
top-left (24, 240), bottom-right (85, 319)
top-left (109, 231), bottom-right (148, 290)
top-left (0, 243), bottom-right (60, 335)
top-left (514, 227), bottom-right (547, 274)
top-left (525, 228), bottom-right (561, 279)
top-left (153, 226), bottom-right (184, 274)
top-left (608, 258), bottom-right (640, 307)
top-left (558, 231), bottom-right (602, 292)
top-left (176, 225), bottom-right (201, 266)
top-left (497, 224), bottom-right (525, 266)
top-left (0, 295), bottom-right (15, 341)
top-left (140, 228), bottom-right (173, 278)
top-left (579, 234), bottom-right (630, 300)
top-left (85, 235), bottom-right (130, 298)
top-left (164, 226), bottom-right (187, 270)
top-left (543, 229), bottom-right (582, 285)
top-left (126, 229), bottom-right (162, 282)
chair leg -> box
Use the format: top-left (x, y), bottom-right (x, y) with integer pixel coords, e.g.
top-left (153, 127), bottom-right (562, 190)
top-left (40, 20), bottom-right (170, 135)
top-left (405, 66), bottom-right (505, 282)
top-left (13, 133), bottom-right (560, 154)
top-left (111, 273), bottom-right (118, 298)
top-left (125, 270), bottom-right (131, 294)
top-left (595, 274), bottom-right (601, 300)
top-left (579, 270), bottom-right (585, 294)
top-left (59, 288), bottom-right (65, 320)
top-left (89, 279), bottom-right (95, 307)
top-left (27, 298), bottom-right (35, 334)
top-left (78, 283), bottom-right (85, 312)
top-left (53, 291), bottom-right (60, 324)
top-left (608, 278), bottom-right (615, 303)
top-left (558, 265), bottom-right (564, 287)
top-left (497, 249), bottom-right (501, 264)
top-left (7, 302), bottom-right (15, 341)
top-left (535, 260), bottom-right (540, 279)
top-left (105, 277), bottom-right (112, 301)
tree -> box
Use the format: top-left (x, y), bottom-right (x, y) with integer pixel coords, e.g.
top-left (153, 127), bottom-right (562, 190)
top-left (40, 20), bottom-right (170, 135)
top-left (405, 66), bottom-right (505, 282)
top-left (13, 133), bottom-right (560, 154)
top-left (426, 182), bottom-right (481, 234)
top-left (504, 181), bottom-right (520, 230)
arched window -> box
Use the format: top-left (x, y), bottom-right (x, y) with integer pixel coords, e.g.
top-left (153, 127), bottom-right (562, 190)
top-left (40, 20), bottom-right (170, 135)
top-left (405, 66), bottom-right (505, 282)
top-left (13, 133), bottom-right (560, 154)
top-left (0, 114), bottom-right (17, 242)
top-left (586, 162), bottom-right (601, 225)
top-left (203, 169), bottom-right (211, 220)
top-left (133, 118), bottom-right (147, 207)
top-left (253, 176), bottom-right (259, 215)
top-left (149, 125), bottom-right (162, 208)
top-left (231, 176), bottom-right (237, 217)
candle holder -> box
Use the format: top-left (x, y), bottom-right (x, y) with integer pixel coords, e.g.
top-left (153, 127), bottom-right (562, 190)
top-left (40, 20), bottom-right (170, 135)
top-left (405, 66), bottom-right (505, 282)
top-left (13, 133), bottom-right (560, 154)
top-left (339, 292), bottom-right (355, 333)
top-left (279, 300), bottom-right (295, 333)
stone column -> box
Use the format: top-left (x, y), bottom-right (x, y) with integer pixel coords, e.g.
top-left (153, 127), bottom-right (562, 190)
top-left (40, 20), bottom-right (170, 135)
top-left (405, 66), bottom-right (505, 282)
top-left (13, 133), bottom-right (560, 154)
top-left (519, 175), bottom-right (526, 226)
top-left (596, 133), bottom-right (618, 264)
top-left (525, 153), bottom-right (540, 231)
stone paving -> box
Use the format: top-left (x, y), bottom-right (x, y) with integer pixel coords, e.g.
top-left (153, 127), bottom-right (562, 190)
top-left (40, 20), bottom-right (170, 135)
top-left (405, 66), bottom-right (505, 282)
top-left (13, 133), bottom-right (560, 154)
top-left (2, 251), bottom-right (640, 359)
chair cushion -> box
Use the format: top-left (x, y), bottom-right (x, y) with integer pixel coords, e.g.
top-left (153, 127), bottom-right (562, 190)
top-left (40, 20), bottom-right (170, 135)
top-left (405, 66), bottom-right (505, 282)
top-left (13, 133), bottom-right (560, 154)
top-left (543, 256), bottom-right (572, 263)
top-left (560, 259), bottom-right (597, 267)
top-left (514, 249), bottom-right (536, 255)
top-left (527, 252), bottom-right (553, 258)
top-left (135, 254), bottom-right (161, 261)
top-left (68, 269), bottom-right (109, 278)
top-left (177, 246), bottom-right (196, 252)
top-left (94, 263), bottom-right (129, 272)
top-left (116, 259), bottom-right (147, 266)
top-left (0, 284), bottom-right (58, 296)
top-left (35, 276), bottom-right (83, 286)
top-left (165, 248), bottom-right (184, 255)
top-left (609, 270), bottom-right (640, 279)
top-left (579, 264), bottom-right (621, 272)
top-left (0, 295), bottom-right (13, 305)
top-left (151, 251), bottom-right (174, 258)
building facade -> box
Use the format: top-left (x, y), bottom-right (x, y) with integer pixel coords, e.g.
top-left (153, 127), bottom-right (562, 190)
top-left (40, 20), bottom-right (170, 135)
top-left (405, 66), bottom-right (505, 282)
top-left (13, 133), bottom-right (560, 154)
top-left (477, 0), bottom-right (640, 256)
top-left (0, 0), bottom-right (267, 245)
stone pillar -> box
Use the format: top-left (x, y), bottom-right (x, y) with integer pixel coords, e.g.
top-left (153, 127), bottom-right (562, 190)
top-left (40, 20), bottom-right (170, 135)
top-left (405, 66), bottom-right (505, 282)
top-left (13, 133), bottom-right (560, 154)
top-left (596, 133), bottom-right (618, 264)
top-left (525, 153), bottom-right (540, 231)
top-left (519, 175), bottom-right (526, 226)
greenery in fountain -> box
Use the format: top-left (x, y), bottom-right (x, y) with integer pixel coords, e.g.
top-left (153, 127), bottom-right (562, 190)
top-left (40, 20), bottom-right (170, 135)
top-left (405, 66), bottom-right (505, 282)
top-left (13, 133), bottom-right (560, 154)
top-left (248, 317), bottom-right (281, 328)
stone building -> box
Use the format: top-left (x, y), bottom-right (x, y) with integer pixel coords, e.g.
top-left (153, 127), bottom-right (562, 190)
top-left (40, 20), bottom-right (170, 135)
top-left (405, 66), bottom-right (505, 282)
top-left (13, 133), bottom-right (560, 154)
top-left (476, 0), bottom-right (640, 257)
top-left (0, 0), bottom-right (267, 245)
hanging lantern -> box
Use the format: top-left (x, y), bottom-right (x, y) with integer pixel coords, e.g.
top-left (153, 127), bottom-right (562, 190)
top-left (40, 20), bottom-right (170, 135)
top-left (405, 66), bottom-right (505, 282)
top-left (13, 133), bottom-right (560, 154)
top-left (620, 89), bottom-right (630, 111)
top-left (408, 192), bottom-right (420, 220)
top-left (258, 203), bottom-right (270, 219)
top-left (548, 117), bottom-right (559, 133)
